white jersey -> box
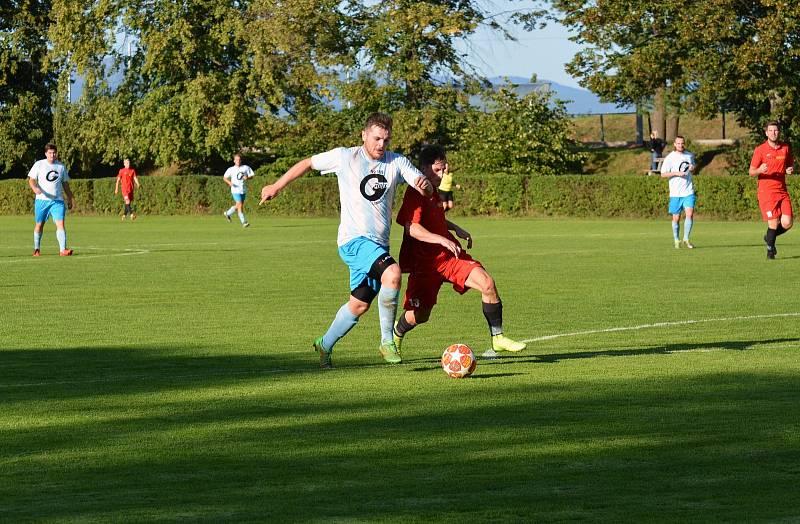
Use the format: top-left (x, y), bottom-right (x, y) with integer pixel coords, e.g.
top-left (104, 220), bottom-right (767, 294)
top-left (28, 159), bottom-right (70, 201)
top-left (311, 146), bottom-right (424, 247)
top-left (224, 165), bottom-right (254, 194)
top-left (661, 150), bottom-right (695, 197)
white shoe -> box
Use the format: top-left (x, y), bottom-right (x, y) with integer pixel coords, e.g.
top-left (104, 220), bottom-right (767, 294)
top-left (683, 241), bottom-right (694, 249)
top-left (674, 240), bottom-right (680, 249)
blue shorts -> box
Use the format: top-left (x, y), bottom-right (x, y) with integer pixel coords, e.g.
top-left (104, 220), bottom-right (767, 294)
top-left (669, 195), bottom-right (696, 215)
top-left (232, 192), bottom-right (246, 203)
top-left (338, 237), bottom-right (390, 293)
top-left (34, 199), bottom-right (66, 223)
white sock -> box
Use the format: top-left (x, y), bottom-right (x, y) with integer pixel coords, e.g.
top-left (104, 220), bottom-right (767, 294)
top-left (238, 212), bottom-right (246, 224)
top-left (226, 206), bottom-right (236, 216)
top-left (56, 229), bottom-right (67, 251)
top-left (34, 232), bottom-right (42, 250)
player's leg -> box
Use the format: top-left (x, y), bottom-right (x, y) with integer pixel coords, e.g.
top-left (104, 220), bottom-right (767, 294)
top-left (669, 197), bottom-right (682, 248)
top-left (235, 196), bottom-right (248, 227)
top-left (123, 195), bottom-right (132, 219)
top-left (52, 201), bottom-right (72, 256)
top-left (777, 197), bottom-right (793, 236)
top-left (32, 200), bottom-right (47, 255)
top-left (224, 195), bottom-right (238, 222)
top-left (393, 272), bottom-right (440, 355)
top-left (682, 203), bottom-right (695, 248)
top-left (463, 266), bottom-right (526, 353)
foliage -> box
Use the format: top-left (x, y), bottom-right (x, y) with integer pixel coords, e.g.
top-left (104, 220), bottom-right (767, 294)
top-left (453, 84), bottom-right (585, 176)
top-left (0, 0), bottom-right (55, 177)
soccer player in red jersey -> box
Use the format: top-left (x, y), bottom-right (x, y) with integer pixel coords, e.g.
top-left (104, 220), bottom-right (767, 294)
top-left (115, 158), bottom-right (141, 220)
top-left (393, 144), bottom-right (526, 357)
top-left (749, 121), bottom-right (795, 259)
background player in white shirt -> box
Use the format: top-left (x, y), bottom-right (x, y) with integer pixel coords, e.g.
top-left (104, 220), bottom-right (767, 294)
top-left (223, 153), bottom-right (255, 227)
top-left (660, 136), bottom-right (697, 249)
top-left (27, 143), bottom-right (74, 256)
top-left (260, 112), bottom-right (432, 368)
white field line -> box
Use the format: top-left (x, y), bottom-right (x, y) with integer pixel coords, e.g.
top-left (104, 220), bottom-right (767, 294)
top-left (523, 312), bottom-right (800, 343)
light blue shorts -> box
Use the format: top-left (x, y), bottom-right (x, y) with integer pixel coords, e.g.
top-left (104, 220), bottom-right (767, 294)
top-left (232, 192), bottom-right (246, 203)
top-left (669, 195), bottom-right (696, 215)
top-left (338, 237), bottom-right (390, 292)
top-left (34, 199), bottom-right (66, 223)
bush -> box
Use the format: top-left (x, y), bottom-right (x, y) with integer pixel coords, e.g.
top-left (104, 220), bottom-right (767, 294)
top-left (2, 173), bottom-right (796, 220)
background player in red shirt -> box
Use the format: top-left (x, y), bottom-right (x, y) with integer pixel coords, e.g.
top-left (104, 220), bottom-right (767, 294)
top-left (393, 144), bottom-right (526, 358)
top-left (749, 121), bottom-right (795, 259)
top-left (115, 158), bottom-right (141, 220)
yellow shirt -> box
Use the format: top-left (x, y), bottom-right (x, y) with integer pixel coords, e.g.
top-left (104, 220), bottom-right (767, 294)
top-left (439, 171), bottom-right (453, 192)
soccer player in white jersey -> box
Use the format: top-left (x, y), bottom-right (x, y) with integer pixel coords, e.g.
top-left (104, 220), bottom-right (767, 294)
top-left (27, 143), bottom-right (74, 256)
top-left (223, 153), bottom-right (255, 227)
top-left (260, 113), bottom-right (432, 368)
top-left (660, 136), bottom-right (697, 249)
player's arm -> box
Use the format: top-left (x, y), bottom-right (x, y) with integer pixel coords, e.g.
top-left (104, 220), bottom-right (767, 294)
top-left (114, 175), bottom-right (120, 194)
top-left (223, 174), bottom-right (233, 187)
top-left (413, 175), bottom-right (433, 197)
top-left (28, 177), bottom-right (42, 195)
top-left (748, 151), bottom-right (767, 176)
top-left (134, 172), bottom-right (141, 188)
top-left (446, 220), bottom-right (472, 249)
top-left (62, 181), bottom-right (74, 209)
top-left (405, 221), bottom-right (461, 257)
top-left (260, 157), bottom-right (313, 204)
top-left (786, 152), bottom-right (794, 175)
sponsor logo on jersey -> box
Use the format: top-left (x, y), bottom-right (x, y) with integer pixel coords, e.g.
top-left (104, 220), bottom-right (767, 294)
top-left (46, 170), bottom-right (60, 182)
top-left (360, 172), bottom-right (389, 202)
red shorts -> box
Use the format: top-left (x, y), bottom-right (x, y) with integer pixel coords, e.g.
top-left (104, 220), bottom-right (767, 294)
top-left (122, 190), bottom-right (134, 201)
top-left (402, 253), bottom-right (483, 311)
top-left (758, 191), bottom-right (792, 221)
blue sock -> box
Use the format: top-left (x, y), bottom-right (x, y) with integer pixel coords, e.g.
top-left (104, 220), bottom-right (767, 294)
top-left (377, 286), bottom-right (399, 343)
top-left (34, 232), bottom-right (41, 250)
top-left (238, 211), bottom-right (246, 224)
top-left (56, 229), bottom-right (67, 251)
top-left (672, 221), bottom-right (680, 241)
top-left (683, 218), bottom-right (693, 240)
top-left (322, 303), bottom-right (359, 351)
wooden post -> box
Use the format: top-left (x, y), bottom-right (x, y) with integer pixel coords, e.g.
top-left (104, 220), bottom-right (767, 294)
top-left (722, 111), bottom-right (727, 139)
top-left (600, 114), bottom-right (605, 142)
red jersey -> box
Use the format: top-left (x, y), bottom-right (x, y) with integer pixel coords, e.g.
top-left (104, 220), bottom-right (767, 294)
top-left (750, 141), bottom-right (793, 194)
top-left (396, 186), bottom-right (462, 273)
top-left (117, 167), bottom-right (138, 193)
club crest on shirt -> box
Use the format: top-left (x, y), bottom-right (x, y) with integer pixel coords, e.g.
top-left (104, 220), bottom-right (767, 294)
top-left (360, 172), bottom-right (389, 202)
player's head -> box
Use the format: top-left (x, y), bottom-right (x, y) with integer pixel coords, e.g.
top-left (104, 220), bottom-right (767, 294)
top-left (233, 153), bottom-right (242, 166)
top-left (362, 113), bottom-right (392, 160)
top-left (674, 135), bottom-right (685, 152)
top-left (123, 158), bottom-right (131, 168)
top-left (419, 144), bottom-right (447, 187)
top-left (765, 121), bottom-right (780, 142)
top-left (650, 130), bottom-right (658, 139)
top-left (44, 143), bottom-right (57, 163)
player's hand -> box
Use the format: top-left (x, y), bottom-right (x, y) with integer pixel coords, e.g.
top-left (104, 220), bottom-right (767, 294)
top-left (787, 166), bottom-right (794, 175)
top-left (439, 238), bottom-right (461, 257)
top-left (114, 189), bottom-right (118, 194)
top-left (455, 228), bottom-right (472, 249)
top-left (260, 184), bottom-right (279, 205)
top-left (759, 163), bottom-right (769, 174)
top-left (415, 176), bottom-right (433, 196)
top-left (67, 199), bottom-right (73, 210)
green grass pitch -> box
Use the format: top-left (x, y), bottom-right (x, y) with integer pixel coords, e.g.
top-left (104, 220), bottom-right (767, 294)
top-left (1, 215), bottom-right (799, 522)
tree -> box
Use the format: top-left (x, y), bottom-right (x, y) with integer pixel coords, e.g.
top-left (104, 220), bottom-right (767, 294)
top-left (0, 0), bottom-right (56, 177)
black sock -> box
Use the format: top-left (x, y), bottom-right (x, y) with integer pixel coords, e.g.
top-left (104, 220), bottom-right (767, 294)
top-left (394, 313), bottom-right (416, 337)
top-left (124, 204), bottom-right (131, 215)
top-left (482, 301), bottom-right (503, 336)
top-left (766, 228), bottom-right (777, 249)
top-left (776, 224), bottom-right (788, 236)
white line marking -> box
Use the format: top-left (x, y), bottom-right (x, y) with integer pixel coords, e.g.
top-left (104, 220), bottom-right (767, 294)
top-left (523, 312), bottom-right (800, 343)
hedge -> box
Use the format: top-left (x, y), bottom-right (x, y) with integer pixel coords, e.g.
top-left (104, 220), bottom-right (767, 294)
top-left (2, 174), bottom-right (797, 220)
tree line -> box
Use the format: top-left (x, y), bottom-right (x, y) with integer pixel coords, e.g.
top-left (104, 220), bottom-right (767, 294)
top-left (3, 1), bottom-right (796, 179)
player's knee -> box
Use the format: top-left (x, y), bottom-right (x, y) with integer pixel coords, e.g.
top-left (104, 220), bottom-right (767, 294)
top-left (382, 264), bottom-right (401, 288)
top-left (349, 300), bottom-right (370, 317)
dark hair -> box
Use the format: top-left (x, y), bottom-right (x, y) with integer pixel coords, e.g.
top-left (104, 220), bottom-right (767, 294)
top-left (675, 135), bottom-right (685, 141)
top-left (419, 144), bottom-right (446, 168)
top-left (44, 143), bottom-right (57, 153)
top-left (364, 112), bottom-right (393, 132)
top-left (765, 121), bottom-right (780, 131)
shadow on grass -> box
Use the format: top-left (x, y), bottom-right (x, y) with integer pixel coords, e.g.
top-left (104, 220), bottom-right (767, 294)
top-left (532, 337), bottom-right (799, 363)
top-left (2, 344), bottom-right (799, 521)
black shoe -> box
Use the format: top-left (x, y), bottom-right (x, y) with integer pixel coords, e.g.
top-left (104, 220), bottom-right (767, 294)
top-left (767, 248), bottom-right (776, 260)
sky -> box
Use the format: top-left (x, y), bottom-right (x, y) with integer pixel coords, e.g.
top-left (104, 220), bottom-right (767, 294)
top-left (457, 2), bottom-right (583, 88)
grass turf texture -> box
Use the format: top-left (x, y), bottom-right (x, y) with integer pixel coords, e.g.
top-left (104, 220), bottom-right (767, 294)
top-left (1, 216), bottom-right (799, 522)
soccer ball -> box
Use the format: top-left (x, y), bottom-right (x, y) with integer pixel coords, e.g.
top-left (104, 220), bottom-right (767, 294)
top-left (441, 344), bottom-right (477, 378)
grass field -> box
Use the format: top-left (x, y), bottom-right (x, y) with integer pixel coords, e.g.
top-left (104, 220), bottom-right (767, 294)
top-left (2, 215), bottom-right (799, 522)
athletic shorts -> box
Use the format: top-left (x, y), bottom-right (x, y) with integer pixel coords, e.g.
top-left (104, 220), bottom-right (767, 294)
top-left (758, 191), bottom-right (792, 221)
top-left (338, 237), bottom-right (390, 293)
top-left (438, 190), bottom-right (454, 202)
top-left (668, 195), bottom-right (696, 215)
top-left (122, 190), bottom-right (134, 201)
top-left (403, 253), bottom-right (483, 311)
top-left (34, 199), bottom-right (66, 223)
top-left (232, 192), bottom-right (246, 203)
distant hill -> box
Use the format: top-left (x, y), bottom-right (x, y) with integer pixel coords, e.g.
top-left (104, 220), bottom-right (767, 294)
top-left (487, 76), bottom-right (635, 115)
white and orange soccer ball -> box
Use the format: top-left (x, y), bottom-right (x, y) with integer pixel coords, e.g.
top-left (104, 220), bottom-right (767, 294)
top-left (441, 343), bottom-right (477, 378)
